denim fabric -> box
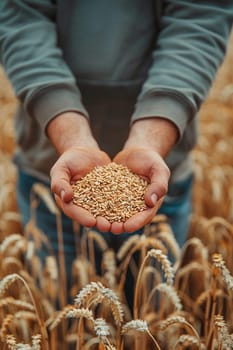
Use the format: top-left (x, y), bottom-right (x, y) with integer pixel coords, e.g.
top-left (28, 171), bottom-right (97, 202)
top-left (16, 170), bottom-right (193, 305)
top-left (158, 174), bottom-right (193, 246)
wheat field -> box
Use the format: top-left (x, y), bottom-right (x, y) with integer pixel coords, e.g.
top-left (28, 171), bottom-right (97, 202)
top-left (0, 32), bottom-right (233, 349)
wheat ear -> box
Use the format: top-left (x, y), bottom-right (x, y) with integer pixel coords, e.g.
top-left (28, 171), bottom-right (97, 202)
top-left (122, 320), bottom-right (161, 350)
top-left (0, 273), bottom-right (49, 350)
top-left (159, 315), bottom-right (201, 347)
top-left (134, 249), bottom-right (174, 318)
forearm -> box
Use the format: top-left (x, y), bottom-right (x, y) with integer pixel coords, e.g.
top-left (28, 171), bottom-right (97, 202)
top-left (47, 112), bottom-right (99, 154)
top-left (132, 1), bottom-right (233, 140)
top-left (125, 117), bottom-right (179, 158)
top-left (0, 1), bottom-right (88, 135)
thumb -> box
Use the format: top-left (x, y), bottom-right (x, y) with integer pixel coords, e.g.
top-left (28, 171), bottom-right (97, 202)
top-left (50, 164), bottom-right (73, 203)
top-left (144, 166), bottom-right (170, 207)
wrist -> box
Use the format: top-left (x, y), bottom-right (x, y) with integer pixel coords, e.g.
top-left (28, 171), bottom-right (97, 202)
top-left (125, 117), bottom-right (179, 158)
top-left (47, 112), bottom-right (99, 154)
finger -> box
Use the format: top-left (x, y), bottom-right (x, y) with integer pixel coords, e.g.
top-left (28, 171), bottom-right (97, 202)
top-left (50, 163), bottom-right (73, 202)
top-left (110, 222), bottom-right (124, 235)
top-left (55, 194), bottom-right (96, 227)
top-left (145, 165), bottom-right (170, 207)
top-left (96, 216), bottom-right (111, 232)
top-left (123, 207), bottom-right (158, 233)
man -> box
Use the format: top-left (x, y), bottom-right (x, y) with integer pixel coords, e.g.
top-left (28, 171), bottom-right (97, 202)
top-left (0, 1), bottom-right (232, 294)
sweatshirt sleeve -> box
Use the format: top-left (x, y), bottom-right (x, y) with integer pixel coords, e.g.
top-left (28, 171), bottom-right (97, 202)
top-left (132, 1), bottom-right (233, 138)
top-left (0, 0), bottom-right (89, 131)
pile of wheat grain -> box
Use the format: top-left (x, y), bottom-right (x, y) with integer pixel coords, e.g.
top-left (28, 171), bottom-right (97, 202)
top-left (72, 163), bottom-right (148, 222)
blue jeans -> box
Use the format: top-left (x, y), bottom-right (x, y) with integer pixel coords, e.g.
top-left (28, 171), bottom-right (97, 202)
top-left (16, 170), bottom-right (193, 305)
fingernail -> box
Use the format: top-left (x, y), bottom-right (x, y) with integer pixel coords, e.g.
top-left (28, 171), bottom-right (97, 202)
top-left (60, 190), bottom-right (65, 201)
top-left (151, 193), bottom-right (158, 205)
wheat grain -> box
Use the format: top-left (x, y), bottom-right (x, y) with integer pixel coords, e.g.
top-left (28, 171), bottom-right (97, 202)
top-left (158, 314), bottom-right (201, 346)
top-left (0, 297), bottom-right (34, 311)
top-left (175, 334), bottom-right (201, 348)
top-left (118, 235), bottom-right (167, 291)
top-left (0, 273), bottom-right (49, 350)
top-left (102, 249), bottom-right (116, 289)
top-left (156, 231), bottom-right (181, 262)
top-left (134, 249), bottom-right (174, 318)
top-left (152, 283), bottom-right (182, 311)
top-left (99, 286), bottom-right (124, 326)
top-left (87, 230), bottom-right (108, 251)
top-left (45, 256), bottom-right (58, 281)
top-left (214, 314), bottom-right (228, 341)
top-left (32, 334), bottom-right (42, 350)
top-left (122, 319), bottom-right (161, 349)
top-left (31, 183), bottom-right (58, 215)
top-left (25, 241), bottom-right (35, 261)
top-left (116, 234), bottom-right (140, 261)
top-left (72, 163), bottom-right (148, 223)
top-left (122, 319), bottom-right (148, 334)
top-left (49, 305), bottom-right (76, 330)
top-left (0, 314), bottom-right (14, 340)
top-left (66, 307), bottom-right (94, 321)
top-left (74, 281), bottom-right (124, 326)
top-left (1, 257), bottom-right (23, 273)
top-left (5, 335), bottom-right (17, 350)
top-left (94, 318), bottom-right (110, 340)
top-left (214, 314), bottom-right (233, 349)
top-left (74, 281), bottom-right (103, 307)
top-left (0, 234), bottom-right (23, 253)
top-left (15, 310), bottom-right (37, 322)
top-left (212, 253), bottom-right (233, 289)
top-left (15, 343), bottom-right (32, 349)
top-left (0, 274), bottom-right (19, 296)
top-left (147, 249), bottom-right (174, 285)
top-left (71, 257), bottom-right (92, 289)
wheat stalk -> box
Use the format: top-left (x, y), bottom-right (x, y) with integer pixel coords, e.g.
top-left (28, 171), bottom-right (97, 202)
top-left (147, 283), bottom-right (182, 313)
top-left (134, 249), bottom-right (174, 318)
top-left (122, 319), bottom-right (161, 350)
top-left (32, 334), bottom-right (42, 350)
top-left (94, 317), bottom-right (113, 348)
top-left (66, 307), bottom-right (94, 321)
top-left (31, 183), bottom-right (58, 215)
top-left (159, 315), bottom-right (201, 347)
top-left (214, 314), bottom-right (233, 350)
top-left (71, 257), bottom-right (93, 292)
top-left (5, 335), bottom-right (17, 350)
top-left (156, 230), bottom-right (181, 262)
top-left (1, 257), bottom-right (23, 274)
top-left (0, 273), bottom-right (49, 349)
top-left (49, 305), bottom-right (76, 330)
top-left (116, 234), bottom-right (140, 261)
top-left (102, 249), bottom-right (117, 289)
top-left (118, 236), bottom-right (167, 292)
top-left (0, 297), bottom-right (34, 311)
top-left (0, 234), bottom-right (24, 254)
top-left (74, 281), bottom-right (124, 326)
top-left (212, 253), bottom-right (233, 290)
top-left (175, 334), bottom-right (204, 349)
top-left (0, 314), bottom-right (14, 341)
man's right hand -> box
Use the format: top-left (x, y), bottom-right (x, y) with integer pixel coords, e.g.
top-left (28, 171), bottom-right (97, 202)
top-left (50, 146), bottom-right (111, 228)
top-left (47, 112), bottom-right (111, 230)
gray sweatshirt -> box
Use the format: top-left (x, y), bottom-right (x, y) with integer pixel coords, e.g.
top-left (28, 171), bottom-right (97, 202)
top-left (0, 1), bottom-right (232, 182)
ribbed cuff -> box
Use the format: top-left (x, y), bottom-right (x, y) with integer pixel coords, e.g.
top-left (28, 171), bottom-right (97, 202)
top-left (25, 83), bottom-right (89, 132)
top-left (131, 92), bottom-right (195, 140)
